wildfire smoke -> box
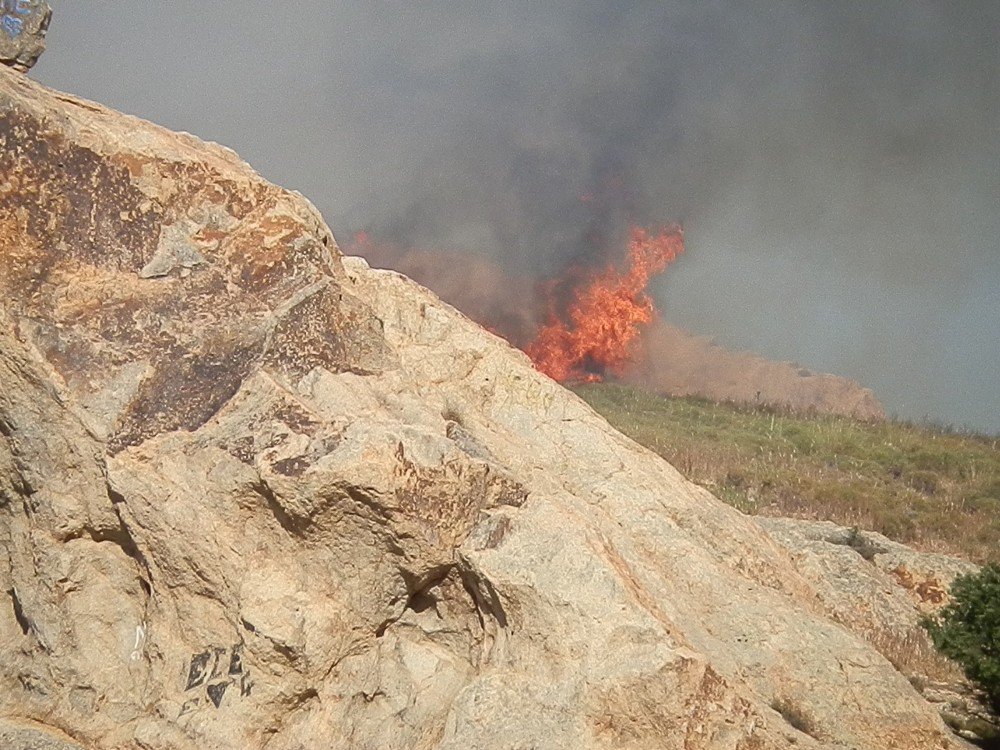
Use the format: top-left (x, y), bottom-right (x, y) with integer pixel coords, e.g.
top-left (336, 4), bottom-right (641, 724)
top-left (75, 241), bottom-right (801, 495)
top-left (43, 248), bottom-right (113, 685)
top-left (347, 225), bottom-right (684, 384)
top-left (346, 228), bottom-right (883, 419)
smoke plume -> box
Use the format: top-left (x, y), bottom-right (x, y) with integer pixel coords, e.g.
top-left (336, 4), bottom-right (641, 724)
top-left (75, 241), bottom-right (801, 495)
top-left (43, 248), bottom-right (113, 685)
top-left (33, 1), bottom-right (1000, 432)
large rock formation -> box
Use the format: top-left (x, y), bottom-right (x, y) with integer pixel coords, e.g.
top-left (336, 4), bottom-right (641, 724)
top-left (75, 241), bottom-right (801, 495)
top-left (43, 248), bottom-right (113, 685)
top-left (0, 67), bottom-right (975, 749)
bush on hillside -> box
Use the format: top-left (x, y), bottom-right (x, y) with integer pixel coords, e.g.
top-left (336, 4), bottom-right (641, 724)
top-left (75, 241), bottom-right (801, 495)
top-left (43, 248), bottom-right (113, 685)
top-left (923, 563), bottom-right (1000, 712)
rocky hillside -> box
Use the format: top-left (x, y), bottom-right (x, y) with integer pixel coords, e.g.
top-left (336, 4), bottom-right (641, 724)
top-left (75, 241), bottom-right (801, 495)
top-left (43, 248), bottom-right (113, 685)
top-left (0, 67), bottom-right (979, 749)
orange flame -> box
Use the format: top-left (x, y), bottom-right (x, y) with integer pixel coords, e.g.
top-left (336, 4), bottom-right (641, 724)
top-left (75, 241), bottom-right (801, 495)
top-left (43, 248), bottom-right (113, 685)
top-left (346, 225), bottom-right (684, 384)
top-left (525, 225), bottom-right (684, 382)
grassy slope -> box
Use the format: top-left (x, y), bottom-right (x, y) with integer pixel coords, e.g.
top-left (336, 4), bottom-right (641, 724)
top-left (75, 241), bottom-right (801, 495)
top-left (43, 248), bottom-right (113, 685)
top-left (573, 382), bottom-right (1000, 564)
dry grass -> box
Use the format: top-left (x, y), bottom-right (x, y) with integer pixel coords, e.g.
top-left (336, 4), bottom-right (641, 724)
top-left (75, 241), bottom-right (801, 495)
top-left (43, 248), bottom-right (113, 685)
top-left (866, 626), bottom-right (965, 685)
top-left (574, 383), bottom-right (1000, 564)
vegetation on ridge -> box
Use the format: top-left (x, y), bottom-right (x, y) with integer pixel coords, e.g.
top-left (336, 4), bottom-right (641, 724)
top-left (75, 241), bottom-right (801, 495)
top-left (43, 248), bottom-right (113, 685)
top-left (923, 563), bottom-right (1000, 714)
top-left (573, 382), bottom-right (1000, 564)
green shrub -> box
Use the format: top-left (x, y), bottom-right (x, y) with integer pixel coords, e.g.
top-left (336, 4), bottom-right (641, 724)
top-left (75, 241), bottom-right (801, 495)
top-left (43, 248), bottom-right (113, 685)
top-left (923, 564), bottom-right (1000, 712)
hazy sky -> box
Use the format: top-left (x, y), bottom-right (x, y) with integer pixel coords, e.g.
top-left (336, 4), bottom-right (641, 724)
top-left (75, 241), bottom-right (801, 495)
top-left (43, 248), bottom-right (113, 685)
top-left (31, 2), bottom-right (1000, 433)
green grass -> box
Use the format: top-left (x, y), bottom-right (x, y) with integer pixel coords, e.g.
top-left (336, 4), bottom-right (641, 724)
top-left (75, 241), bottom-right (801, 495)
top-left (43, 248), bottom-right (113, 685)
top-left (573, 382), bottom-right (1000, 564)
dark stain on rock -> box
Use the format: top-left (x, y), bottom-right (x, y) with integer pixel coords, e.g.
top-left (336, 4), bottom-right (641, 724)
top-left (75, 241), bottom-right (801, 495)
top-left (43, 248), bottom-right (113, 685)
top-left (483, 515), bottom-right (512, 550)
top-left (34, 325), bottom-right (112, 387)
top-left (109, 339), bottom-right (261, 453)
top-left (225, 435), bottom-right (257, 465)
top-left (235, 219), bottom-right (320, 296)
top-left (265, 284), bottom-right (390, 378)
top-left (380, 443), bottom-right (529, 551)
top-left (273, 402), bottom-right (320, 434)
top-left (157, 161), bottom-right (261, 223)
top-left (271, 456), bottom-right (310, 477)
top-left (1, 97), bottom-right (394, 457)
top-left (0, 109), bottom-right (161, 293)
top-left (219, 399), bottom-right (331, 467)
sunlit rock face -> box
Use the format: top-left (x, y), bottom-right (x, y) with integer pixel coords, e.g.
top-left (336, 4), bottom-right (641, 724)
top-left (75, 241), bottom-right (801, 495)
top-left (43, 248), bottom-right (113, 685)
top-left (0, 66), bottom-right (971, 750)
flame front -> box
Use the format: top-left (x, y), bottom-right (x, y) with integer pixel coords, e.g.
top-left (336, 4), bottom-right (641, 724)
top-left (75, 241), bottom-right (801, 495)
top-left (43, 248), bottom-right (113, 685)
top-left (347, 224), bottom-right (684, 384)
top-left (525, 225), bottom-right (684, 382)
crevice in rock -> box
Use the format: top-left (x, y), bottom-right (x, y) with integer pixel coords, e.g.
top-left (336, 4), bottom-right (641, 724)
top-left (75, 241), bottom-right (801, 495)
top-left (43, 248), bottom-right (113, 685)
top-left (257, 687), bottom-right (322, 749)
top-left (375, 566), bottom-right (454, 638)
top-left (252, 478), bottom-right (309, 536)
top-left (8, 587), bottom-right (30, 635)
top-left (292, 687), bottom-right (320, 706)
top-left (460, 568), bottom-right (508, 630)
top-left (442, 408), bottom-right (463, 426)
top-left (407, 589), bottom-right (437, 614)
top-left (62, 486), bottom-right (157, 599)
top-left (341, 485), bottom-right (399, 535)
top-left (837, 528), bottom-right (887, 562)
top-left (770, 697), bottom-right (821, 739)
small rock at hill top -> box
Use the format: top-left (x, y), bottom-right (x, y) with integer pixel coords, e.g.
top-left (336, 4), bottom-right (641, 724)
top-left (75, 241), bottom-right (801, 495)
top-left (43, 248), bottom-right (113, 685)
top-left (0, 0), bottom-right (51, 72)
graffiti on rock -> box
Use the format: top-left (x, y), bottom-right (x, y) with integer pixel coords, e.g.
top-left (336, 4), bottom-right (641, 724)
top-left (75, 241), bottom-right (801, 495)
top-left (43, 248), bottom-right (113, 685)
top-left (181, 643), bottom-right (253, 714)
top-left (1, 0), bottom-right (35, 39)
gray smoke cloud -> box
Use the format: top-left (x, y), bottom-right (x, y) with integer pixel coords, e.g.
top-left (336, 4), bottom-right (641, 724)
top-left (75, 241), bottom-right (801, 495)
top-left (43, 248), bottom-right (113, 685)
top-left (32, 1), bottom-right (1000, 433)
